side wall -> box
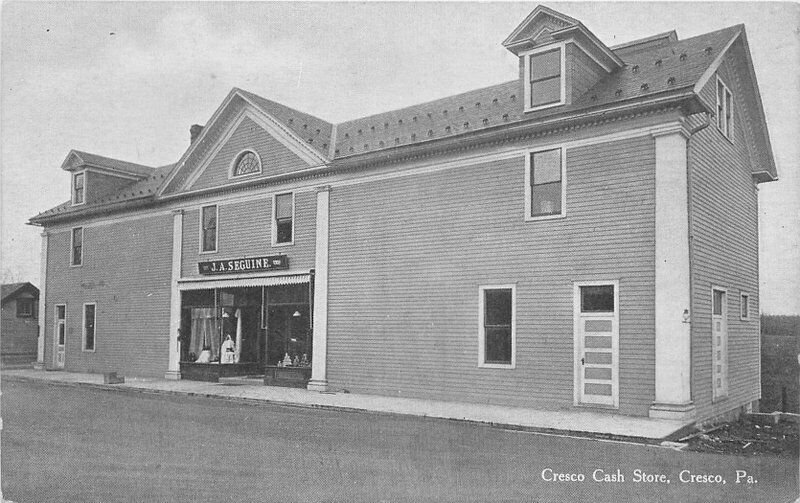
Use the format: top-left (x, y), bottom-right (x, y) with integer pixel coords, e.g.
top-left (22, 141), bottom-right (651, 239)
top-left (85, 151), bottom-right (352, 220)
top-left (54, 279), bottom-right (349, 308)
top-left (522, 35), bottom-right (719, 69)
top-left (1, 298), bottom-right (39, 359)
top-left (689, 58), bottom-right (761, 420)
top-left (44, 213), bottom-right (173, 377)
top-left (326, 133), bottom-right (658, 415)
top-left (86, 171), bottom-right (136, 205)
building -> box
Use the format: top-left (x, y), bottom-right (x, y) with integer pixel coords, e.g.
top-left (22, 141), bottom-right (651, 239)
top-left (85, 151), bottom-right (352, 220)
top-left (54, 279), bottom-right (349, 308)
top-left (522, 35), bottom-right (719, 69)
top-left (1, 282), bottom-right (40, 365)
top-left (29, 6), bottom-right (777, 426)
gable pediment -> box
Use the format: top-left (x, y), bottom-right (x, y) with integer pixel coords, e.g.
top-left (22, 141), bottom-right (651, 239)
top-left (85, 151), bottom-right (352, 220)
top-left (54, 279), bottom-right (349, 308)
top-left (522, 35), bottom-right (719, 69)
top-left (183, 110), bottom-right (318, 192)
top-left (160, 90), bottom-right (330, 195)
top-left (503, 6), bottom-right (578, 52)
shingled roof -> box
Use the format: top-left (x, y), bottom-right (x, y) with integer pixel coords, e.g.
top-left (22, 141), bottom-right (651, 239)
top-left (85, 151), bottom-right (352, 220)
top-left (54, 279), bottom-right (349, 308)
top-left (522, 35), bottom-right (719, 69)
top-left (1, 282), bottom-right (38, 303)
top-left (30, 19), bottom-right (755, 225)
top-left (237, 89), bottom-right (334, 158)
top-left (333, 25), bottom-right (741, 158)
top-left (30, 164), bottom-right (174, 221)
top-left (64, 150), bottom-right (156, 178)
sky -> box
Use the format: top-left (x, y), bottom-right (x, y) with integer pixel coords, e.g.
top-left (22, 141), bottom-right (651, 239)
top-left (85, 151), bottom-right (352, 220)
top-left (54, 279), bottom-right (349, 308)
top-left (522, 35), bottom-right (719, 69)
top-left (1, 1), bottom-right (798, 314)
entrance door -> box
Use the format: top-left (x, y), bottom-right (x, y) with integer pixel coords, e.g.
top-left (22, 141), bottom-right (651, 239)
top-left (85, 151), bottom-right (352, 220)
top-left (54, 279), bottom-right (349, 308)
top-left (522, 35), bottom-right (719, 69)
top-left (712, 288), bottom-right (729, 400)
top-left (574, 282), bottom-right (619, 407)
top-left (54, 304), bottom-right (66, 369)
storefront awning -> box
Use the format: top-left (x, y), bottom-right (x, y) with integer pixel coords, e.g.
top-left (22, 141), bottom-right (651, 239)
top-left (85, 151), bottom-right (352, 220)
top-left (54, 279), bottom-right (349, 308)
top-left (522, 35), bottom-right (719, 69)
top-left (178, 271), bottom-right (311, 290)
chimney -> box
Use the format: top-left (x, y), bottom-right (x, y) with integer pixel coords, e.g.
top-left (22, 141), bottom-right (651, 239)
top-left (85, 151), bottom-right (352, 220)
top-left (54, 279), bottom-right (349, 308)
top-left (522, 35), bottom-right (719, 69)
top-left (190, 124), bottom-right (204, 143)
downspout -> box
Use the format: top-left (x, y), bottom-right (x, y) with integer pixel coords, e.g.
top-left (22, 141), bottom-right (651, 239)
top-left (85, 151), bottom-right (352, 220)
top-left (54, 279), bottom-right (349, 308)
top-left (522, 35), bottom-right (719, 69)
top-left (684, 111), bottom-right (711, 405)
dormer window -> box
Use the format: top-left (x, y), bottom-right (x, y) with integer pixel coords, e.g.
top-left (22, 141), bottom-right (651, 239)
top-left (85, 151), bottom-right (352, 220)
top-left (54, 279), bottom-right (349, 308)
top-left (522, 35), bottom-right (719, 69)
top-left (72, 171), bottom-right (85, 205)
top-left (524, 44), bottom-right (565, 112)
top-left (231, 150), bottom-right (261, 178)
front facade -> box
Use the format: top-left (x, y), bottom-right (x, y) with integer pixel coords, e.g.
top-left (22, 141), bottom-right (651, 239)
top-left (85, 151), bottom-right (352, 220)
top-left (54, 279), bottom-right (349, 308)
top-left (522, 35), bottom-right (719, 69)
top-left (30, 7), bottom-right (777, 426)
top-left (1, 282), bottom-right (40, 365)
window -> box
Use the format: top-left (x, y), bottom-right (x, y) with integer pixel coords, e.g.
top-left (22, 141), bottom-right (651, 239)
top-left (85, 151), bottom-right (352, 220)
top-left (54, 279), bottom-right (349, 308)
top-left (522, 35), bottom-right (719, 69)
top-left (231, 150), bottom-right (261, 177)
top-left (273, 193), bottom-right (294, 245)
top-left (72, 172), bottom-right (85, 205)
top-left (478, 285), bottom-right (516, 368)
top-left (71, 227), bottom-right (83, 266)
top-left (716, 76), bottom-right (733, 140)
top-left (581, 285), bottom-right (615, 313)
top-left (201, 205), bottom-right (217, 253)
top-left (525, 45), bottom-right (564, 111)
top-left (713, 289), bottom-right (724, 316)
top-left (525, 147), bottom-right (564, 219)
top-left (16, 298), bottom-right (34, 317)
top-left (55, 305), bottom-right (66, 346)
top-left (83, 303), bottom-right (96, 352)
top-left (740, 292), bottom-right (750, 320)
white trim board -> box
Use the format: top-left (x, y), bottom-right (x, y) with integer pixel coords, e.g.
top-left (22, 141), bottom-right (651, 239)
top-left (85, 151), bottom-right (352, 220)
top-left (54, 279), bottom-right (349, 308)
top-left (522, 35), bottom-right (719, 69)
top-left (44, 120), bottom-right (687, 233)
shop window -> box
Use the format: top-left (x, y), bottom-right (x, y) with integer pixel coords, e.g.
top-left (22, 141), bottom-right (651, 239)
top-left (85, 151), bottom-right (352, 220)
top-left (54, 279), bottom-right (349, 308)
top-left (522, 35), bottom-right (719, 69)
top-left (716, 76), bottom-right (734, 141)
top-left (83, 303), bottom-right (96, 352)
top-left (526, 147), bottom-right (564, 220)
top-left (525, 46), bottom-right (564, 111)
top-left (201, 205), bottom-right (217, 253)
top-left (71, 227), bottom-right (83, 266)
top-left (231, 150), bottom-right (261, 177)
top-left (273, 193), bottom-right (294, 245)
top-left (72, 171), bottom-right (85, 205)
top-left (478, 285), bottom-right (516, 368)
top-left (16, 298), bottom-right (34, 317)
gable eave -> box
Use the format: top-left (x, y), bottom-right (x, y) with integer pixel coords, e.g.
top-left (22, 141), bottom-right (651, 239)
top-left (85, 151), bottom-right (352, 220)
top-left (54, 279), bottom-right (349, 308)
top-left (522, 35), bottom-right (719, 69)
top-left (736, 30), bottom-right (779, 179)
top-left (157, 88), bottom-right (241, 196)
top-left (550, 24), bottom-right (624, 68)
top-left (693, 27), bottom-right (777, 180)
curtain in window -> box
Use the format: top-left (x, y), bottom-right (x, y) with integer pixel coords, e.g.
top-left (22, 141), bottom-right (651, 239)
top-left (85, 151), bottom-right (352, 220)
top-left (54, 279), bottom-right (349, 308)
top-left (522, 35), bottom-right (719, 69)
top-left (189, 308), bottom-right (220, 360)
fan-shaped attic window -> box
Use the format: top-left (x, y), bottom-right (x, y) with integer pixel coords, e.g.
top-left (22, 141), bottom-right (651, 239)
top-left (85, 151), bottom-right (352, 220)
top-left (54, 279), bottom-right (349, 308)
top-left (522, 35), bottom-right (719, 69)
top-left (231, 150), bottom-right (261, 178)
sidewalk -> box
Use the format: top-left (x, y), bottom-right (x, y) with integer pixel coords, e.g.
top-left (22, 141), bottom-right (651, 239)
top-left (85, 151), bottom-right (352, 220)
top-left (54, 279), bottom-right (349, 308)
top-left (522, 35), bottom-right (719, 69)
top-left (2, 368), bottom-right (688, 442)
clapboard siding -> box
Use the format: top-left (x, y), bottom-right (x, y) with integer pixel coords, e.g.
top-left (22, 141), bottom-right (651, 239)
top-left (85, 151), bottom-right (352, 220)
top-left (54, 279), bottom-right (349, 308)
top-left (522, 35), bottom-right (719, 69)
top-left (689, 57), bottom-right (761, 421)
top-left (1, 298), bottom-right (39, 358)
top-left (181, 191), bottom-right (317, 278)
top-left (43, 214), bottom-right (173, 377)
top-left (567, 43), bottom-right (607, 105)
top-left (190, 116), bottom-right (311, 191)
top-left (86, 172), bottom-right (136, 205)
top-left (327, 135), bottom-right (657, 415)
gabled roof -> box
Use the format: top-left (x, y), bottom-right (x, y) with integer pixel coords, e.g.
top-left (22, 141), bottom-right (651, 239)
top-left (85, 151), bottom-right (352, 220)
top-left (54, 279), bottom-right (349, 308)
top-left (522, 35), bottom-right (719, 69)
top-left (61, 150), bottom-right (155, 179)
top-left (30, 13), bottom-right (775, 225)
top-left (1, 282), bottom-right (38, 303)
top-left (236, 89), bottom-right (333, 158)
top-left (30, 163), bottom-right (174, 222)
top-left (333, 25), bottom-right (740, 159)
top-left (157, 88), bottom-right (331, 196)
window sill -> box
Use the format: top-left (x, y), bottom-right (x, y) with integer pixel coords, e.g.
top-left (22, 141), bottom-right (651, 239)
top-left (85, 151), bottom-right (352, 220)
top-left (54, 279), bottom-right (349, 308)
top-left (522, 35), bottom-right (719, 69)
top-left (199, 249), bottom-right (219, 255)
top-left (524, 100), bottom-right (565, 113)
top-left (272, 241), bottom-right (295, 248)
top-left (716, 127), bottom-right (734, 145)
top-left (479, 362), bottom-right (516, 370)
top-left (525, 213), bottom-right (566, 222)
top-left (70, 263), bottom-right (83, 268)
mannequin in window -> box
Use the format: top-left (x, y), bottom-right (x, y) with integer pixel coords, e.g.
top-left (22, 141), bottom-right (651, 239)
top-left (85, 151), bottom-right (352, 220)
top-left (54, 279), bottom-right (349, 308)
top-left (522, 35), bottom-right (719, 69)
top-left (196, 346), bottom-right (212, 363)
top-left (221, 334), bottom-right (236, 364)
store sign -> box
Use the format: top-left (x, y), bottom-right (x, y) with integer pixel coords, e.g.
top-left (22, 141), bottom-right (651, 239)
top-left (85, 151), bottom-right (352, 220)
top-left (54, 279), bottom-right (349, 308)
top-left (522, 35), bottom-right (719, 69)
top-left (198, 255), bottom-right (289, 275)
